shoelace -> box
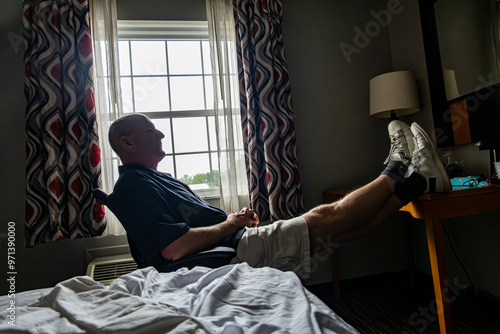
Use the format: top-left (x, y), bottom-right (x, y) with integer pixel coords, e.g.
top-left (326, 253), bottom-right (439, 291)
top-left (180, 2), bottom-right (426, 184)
top-left (410, 134), bottom-right (428, 172)
top-left (384, 130), bottom-right (412, 165)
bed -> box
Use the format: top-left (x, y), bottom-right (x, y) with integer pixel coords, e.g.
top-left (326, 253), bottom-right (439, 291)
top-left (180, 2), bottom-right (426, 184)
top-left (0, 263), bottom-right (358, 333)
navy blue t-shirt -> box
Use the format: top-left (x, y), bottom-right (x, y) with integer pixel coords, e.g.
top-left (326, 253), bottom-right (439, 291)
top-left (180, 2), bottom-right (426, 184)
top-left (106, 164), bottom-right (244, 262)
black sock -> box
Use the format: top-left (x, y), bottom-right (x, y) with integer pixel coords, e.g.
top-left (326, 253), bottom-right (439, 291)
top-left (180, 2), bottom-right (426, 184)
top-left (394, 172), bottom-right (426, 205)
top-left (380, 161), bottom-right (408, 184)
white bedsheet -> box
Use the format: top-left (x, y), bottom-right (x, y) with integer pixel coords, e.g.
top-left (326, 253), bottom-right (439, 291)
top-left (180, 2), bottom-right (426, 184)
top-left (0, 263), bottom-right (358, 333)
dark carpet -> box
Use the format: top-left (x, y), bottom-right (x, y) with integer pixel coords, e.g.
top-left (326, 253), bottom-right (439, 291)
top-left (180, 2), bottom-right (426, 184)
top-left (308, 272), bottom-right (500, 334)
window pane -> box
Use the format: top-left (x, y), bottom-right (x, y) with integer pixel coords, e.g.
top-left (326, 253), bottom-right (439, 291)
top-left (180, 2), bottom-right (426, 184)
top-left (211, 152), bottom-right (220, 184)
top-left (170, 76), bottom-right (205, 111)
top-left (167, 41), bottom-right (202, 75)
top-left (211, 153), bottom-right (218, 169)
top-left (202, 41), bottom-right (212, 74)
top-left (172, 117), bottom-right (208, 153)
top-left (208, 116), bottom-right (216, 152)
top-left (131, 41), bottom-right (167, 75)
top-left (120, 77), bottom-right (134, 112)
top-left (150, 118), bottom-right (173, 154)
top-left (157, 155), bottom-right (174, 175)
top-left (118, 41), bottom-right (131, 75)
top-left (175, 153), bottom-right (211, 188)
top-left (204, 76), bottom-right (213, 110)
top-left (133, 77), bottom-right (169, 112)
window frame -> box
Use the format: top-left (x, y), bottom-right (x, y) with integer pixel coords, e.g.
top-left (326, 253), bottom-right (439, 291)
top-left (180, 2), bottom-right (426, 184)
top-left (117, 20), bottom-right (219, 199)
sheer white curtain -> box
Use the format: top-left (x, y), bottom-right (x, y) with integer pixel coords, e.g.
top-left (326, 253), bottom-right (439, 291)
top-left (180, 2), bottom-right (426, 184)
top-left (206, 0), bottom-right (250, 213)
top-left (89, 0), bottom-right (125, 235)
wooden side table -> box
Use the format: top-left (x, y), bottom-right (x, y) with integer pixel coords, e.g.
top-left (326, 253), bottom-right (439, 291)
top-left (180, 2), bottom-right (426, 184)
top-left (400, 187), bottom-right (500, 334)
top-left (323, 186), bottom-right (500, 334)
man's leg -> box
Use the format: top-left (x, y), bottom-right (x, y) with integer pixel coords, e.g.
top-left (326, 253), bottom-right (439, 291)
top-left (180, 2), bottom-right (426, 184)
top-left (303, 175), bottom-right (402, 250)
top-left (303, 120), bottom-right (416, 251)
top-left (302, 121), bottom-right (450, 253)
top-left (317, 193), bottom-right (404, 245)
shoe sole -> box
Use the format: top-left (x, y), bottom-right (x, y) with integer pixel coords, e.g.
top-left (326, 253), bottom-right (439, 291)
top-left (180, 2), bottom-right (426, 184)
top-left (411, 122), bottom-right (452, 192)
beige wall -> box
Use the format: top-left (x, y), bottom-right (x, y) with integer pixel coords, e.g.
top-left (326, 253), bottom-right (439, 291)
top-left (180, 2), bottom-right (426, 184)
top-left (283, 0), bottom-right (500, 297)
top-left (282, 0), bottom-right (409, 285)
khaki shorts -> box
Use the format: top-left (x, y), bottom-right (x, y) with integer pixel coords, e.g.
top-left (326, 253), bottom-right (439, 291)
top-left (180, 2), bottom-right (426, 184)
top-left (230, 216), bottom-right (311, 279)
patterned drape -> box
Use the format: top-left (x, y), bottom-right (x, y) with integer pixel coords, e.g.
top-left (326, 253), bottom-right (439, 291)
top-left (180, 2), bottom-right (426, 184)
top-left (23, 0), bottom-right (106, 246)
top-left (233, 0), bottom-right (304, 221)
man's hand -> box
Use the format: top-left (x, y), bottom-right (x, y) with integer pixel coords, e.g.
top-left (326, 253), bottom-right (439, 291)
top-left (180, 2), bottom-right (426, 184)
top-left (161, 207), bottom-right (260, 261)
top-left (226, 207), bottom-right (260, 231)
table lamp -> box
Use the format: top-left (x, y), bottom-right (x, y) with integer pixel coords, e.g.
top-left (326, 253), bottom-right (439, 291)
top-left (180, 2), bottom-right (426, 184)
top-left (369, 71), bottom-right (420, 120)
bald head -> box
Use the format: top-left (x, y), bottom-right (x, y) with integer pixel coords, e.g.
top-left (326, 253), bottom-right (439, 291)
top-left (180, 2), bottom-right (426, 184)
top-left (108, 114), bottom-right (144, 157)
top-left (108, 114), bottom-right (166, 169)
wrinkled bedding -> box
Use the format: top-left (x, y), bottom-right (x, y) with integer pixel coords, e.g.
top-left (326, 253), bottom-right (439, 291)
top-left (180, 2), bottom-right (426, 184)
top-left (0, 263), bottom-right (358, 333)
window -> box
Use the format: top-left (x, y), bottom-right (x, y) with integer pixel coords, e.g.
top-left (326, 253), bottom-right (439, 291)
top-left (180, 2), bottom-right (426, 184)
top-left (116, 21), bottom-right (219, 197)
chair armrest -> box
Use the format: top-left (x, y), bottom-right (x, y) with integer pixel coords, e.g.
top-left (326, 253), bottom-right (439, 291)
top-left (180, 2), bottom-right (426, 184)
top-left (154, 246), bottom-right (237, 272)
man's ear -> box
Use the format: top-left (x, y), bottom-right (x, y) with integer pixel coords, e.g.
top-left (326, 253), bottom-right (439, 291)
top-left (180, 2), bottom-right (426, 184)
top-left (119, 135), bottom-right (135, 152)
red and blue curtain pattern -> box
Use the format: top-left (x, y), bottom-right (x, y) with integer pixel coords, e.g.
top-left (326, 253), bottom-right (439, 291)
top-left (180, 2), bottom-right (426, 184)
top-left (234, 0), bottom-right (304, 221)
top-left (23, 0), bottom-right (106, 246)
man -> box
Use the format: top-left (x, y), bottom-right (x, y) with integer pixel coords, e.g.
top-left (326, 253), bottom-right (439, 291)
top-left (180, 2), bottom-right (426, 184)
top-left (106, 114), bottom-right (451, 279)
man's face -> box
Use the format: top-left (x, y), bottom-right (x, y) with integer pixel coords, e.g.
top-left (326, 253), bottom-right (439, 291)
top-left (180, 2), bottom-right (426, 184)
top-left (127, 115), bottom-right (166, 169)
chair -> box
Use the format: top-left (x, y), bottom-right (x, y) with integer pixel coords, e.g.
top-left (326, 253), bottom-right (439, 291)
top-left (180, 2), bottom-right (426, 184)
top-left (92, 188), bottom-right (237, 272)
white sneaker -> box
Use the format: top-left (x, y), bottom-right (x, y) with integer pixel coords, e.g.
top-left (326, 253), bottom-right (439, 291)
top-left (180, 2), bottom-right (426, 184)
top-left (384, 120), bottom-right (415, 165)
top-left (410, 122), bottom-right (452, 193)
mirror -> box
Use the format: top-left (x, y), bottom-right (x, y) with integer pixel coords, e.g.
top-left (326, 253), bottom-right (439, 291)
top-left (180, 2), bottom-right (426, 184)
top-left (419, 0), bottom-right (500, 149)
top-left (434, 0), bottom-right (500, 100)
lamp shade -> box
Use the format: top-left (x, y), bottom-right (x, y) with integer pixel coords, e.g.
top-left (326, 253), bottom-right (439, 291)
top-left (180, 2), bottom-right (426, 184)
top-left (369, 71), bottom-right (420, 118)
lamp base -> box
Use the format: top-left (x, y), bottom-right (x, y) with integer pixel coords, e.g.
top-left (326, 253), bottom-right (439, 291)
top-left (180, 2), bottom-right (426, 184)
top-left (390, 110), bottom-right (398, 121)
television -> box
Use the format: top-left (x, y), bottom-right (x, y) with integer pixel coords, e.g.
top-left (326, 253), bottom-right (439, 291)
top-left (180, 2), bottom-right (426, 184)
top-left (419, 0), bottom-right (500, 169)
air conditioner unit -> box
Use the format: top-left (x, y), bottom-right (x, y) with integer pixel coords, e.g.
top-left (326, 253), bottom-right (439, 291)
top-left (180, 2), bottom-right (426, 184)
top-left (86, 254), bottom-right (138, 285)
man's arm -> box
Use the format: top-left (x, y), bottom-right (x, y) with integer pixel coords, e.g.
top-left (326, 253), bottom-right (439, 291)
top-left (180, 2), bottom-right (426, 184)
top-left (160, 208), bottom-right (259, 261)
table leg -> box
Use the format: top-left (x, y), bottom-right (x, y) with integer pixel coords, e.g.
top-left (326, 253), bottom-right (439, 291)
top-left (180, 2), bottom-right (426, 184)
top-left (330, 249), bottom-right (341, 302)
top-left (424, 213), bottom-right (453, 334)
top-left (405, 216), bottom-right (416, 287)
